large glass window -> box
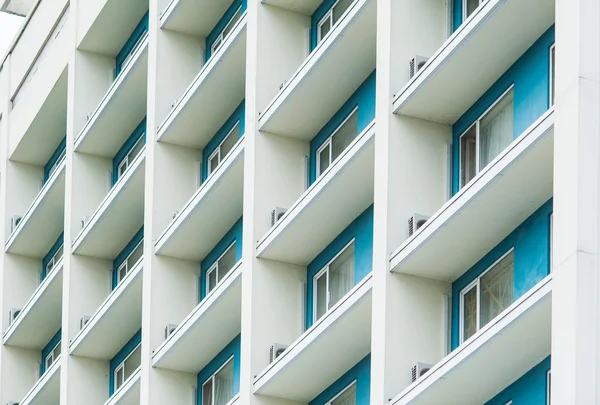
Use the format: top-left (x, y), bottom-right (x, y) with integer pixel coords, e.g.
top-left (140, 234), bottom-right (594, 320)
top-left (208, 123), bottom-right (239, 177)
top-left (114, 344), bottom-right (141, 392)
top-left (314, 241), bottom-right (355, 322)
top-left (117, 240), bottom-right (143, 285)
top-left (459, 87), bottom-right (514, 188)
top-left (44, 340), bottom-right (61, 372)
top-left (206, 242), bottom-right (237, 295)
top-left (117, 133), bottom-right (145, 182)
top-left (211, 7), bottom-right (243, 55)
top-left (460, 249), bottom-right (514, 342)
top-left (317, 0), bottom-right (354, 44)
top-left (202, 357), bottom-right (234, 405)
top-left (328, 382), bottom-right (356, 405)
top-left (317, 108), bottom-right (358, 177)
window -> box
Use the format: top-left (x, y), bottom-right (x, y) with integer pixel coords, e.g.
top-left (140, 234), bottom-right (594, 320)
top-left (463, 0), bottom-right (485, 21)
top-left (460, 249), bottom-right (514, 343)
top-left (211, 7), bottom-right (243, 55)
top-left (46, 243), bottom-right (64, 277)
top-left (47, 148), bottom-right (66, 180)
top-left (121, 33), bottom-right (146, 73)
top-left (327, 382), bottom-right (356, 405)
top-left (314, 241), bottom-right (355, 322)
top-left (44, 340), bottom-right (61, 372)
top-left (114, 344), bottom-right (141, 392)
top-left (317, 108), bottom-right (358, 177)
top-left (202, 357), bottom-right (234, 405)
top-left (117, 133), bottom-right (145, 182)
top-left (550, 45), bottom-right (556, 106)
top-left (460, 86), bottom-right (514, 188)
top-left (206, 242), bottom-right (237, 295)
top-left (117, 240), bottom-right (143, 285)
top-left (208, 122), bottom-right (239, 177)
top-left (317, 0), bottom-right (354, 44)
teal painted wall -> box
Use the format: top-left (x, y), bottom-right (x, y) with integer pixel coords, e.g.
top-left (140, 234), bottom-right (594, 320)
top-left (309, 355), bottom-right (370, 405)
top-left (486, 356), bottom-right (550, 405)
top-left (196, 335), bottom-right (241, 405)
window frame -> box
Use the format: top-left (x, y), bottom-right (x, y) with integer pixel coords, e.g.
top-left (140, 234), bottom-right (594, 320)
top-left (211, 6), bottom-right (243, 56)
top-left (116, 239), bottom-right (143, 285)
top-left (549, 44), bottom-right (556, 106)
top-left (207, 121), bottom-right (240, 178)
top-left (45, 243), bottom-right (64, 277)
top-left (312, 239), bottom-right (355, 322)
top-left (201, 355), bottom-right (235, 405)
top-left (206, 241), bottom-right (237, 296)
top-left (462, 0), bottom-right (485, 22)
top-left (316, 106), bottom-right (358, 177)
top-left (44, 340), bottom-right (61, 371)
top-left (458, 247), bottom-right (515, 344)
top-left (48, 148), bottom-right (66, 179)
top-left (326, 380), bottom-right (356, 405)
top-left (316, 0), bottom-right (354, 44)
top-left (458, 84), bottom-right (515, 188)
top-left (117, 133), bottom-right (145, 182)
top-left (114, 343), bottom-right (142, 392)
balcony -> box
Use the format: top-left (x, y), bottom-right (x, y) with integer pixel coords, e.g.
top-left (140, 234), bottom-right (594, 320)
top-left (390, 110), bottom-right (554, 282)
top-left (104, 368), bottom-right (141, 405)
top-left (160, 0), bottom-right (233, 36)
top-left (253, 274), bottom-right (372, 401)
top-left (152, 262), bottom-right (242, 372)
top-left (258, 0), bottom-right (375, 139)
top-left (6, 161), bottom-right (65, 257)
top-left (257, 121), bottom-right (374, 265)
top-left (155, 138), bottom-right (244, 261)
top-left (392, 0), bottom-right (554, 124)
top-left (70, 261), bottom-right (142, 360)
top-left (74, 36), bottom-right (149, 157)
top-left (260, 0), bottom-right (322, 15)
top-left (4, 261), bottom-right (63, 349)
top-left (72, 150), bottom-right (145, 259)
top-left (391, 276), bottom-right (552, 405)
top-left (20, 357), bottom-right (61, 405)
top-left (157, 16), bottom-right (246, 149)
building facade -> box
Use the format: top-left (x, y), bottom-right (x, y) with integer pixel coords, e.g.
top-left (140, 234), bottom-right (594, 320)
top-left (0, 0), bottom-right (593, 404)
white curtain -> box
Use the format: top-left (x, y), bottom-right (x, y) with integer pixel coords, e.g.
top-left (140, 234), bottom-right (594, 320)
top-left (214, 374), bottom-right (233, 405)
top-left (329, 246), bottom-right (355, 308)
top-left (479, 96), bottom-right (514, 169)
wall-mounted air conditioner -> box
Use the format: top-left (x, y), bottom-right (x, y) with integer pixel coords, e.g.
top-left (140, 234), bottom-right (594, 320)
top-left (411, 362), bottom-right (433, 382)
top-left (408, 213), bottom-right (430, 237)
top-left (81, 216), bottom-right (89, 230)
top-left (8, 308), bottom-right (21, 326)
top-left (164, 324), bottom-right (178, 340)
top-left (80, 315), bottom-right (91, 330)
top-left (269, 343), bottom-right (289, 363)
top-left (10, 216), bottom-right (22, 233)
top-left (409, 55), bottom-right (429, 80)
top-left (271, 207), bottom-right (287, 227)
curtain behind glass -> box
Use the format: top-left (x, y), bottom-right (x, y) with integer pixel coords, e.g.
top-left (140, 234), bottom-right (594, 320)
top-left (462, 286), bottom-right (477, 341)
top-left (480, 251), bottom-right (514, 329)
top-left (214, 360), bottom-right (234, 405)
top-left (479, 89), bottom-right (514, 169)
top-left (218, 243), bottom-right (237, 281)
top-left (332, 110), bottom-right (358, 162)
top-left (329, 243), bottom-right (355, 308)
top-left (332, 384), bottom-right (356, 405)
top-left (332, 0), bottom-right (354, 24)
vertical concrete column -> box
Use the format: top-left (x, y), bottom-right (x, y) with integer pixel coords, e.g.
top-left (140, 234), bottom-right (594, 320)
top-left (552, 0), bottom-right (600, 403)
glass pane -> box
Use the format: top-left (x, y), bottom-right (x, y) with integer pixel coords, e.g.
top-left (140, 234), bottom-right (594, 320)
top-left (223, 8), bottom-right (242, 39)
top-left (116, 367), bottom-right (124, 390)
top-left (122, 34), bottom-right (145, 70)
top-left (209, 154), bottom-right (220, 175)
top-left (118, 160), bottom-right (128, 178)
top-left (46, 260), bottom-right (55, 274)
top-left (479, 89), bottom-right (514, 169)
top-left (212, 37), bottom-right (223, 54)
top-left (54, 342), bottom-right (61, 357)
top-left (55, 245), bottom-right (64, 262)
top-left (220, 125), bottom-right (239, 161)
top-left (124, 345), bottom-right (142, 381)
top-left (460, 124), bottom-right (477, 187)
top-left (45, 354), bottom-right (53, 370)
top-left (462, 286), bottom-right (477, 341)
top-left (329, 242), bottom-right (355, 307)
top-left (318, 143), bottom-right (331, 176)
top-left (319, 17), bottom-right (331, 41)
top-left (119, 264), bottom-right (128, 283)
top-left (218, 243), bottom-right (237, 282)
top-left (331, 109), bottom-right (358, 161)
top-left (332, 0), bottom-right (354, 24)
top-left (128, 135), bottom-right (145, 164)
top-left (466, 0), bottom-right (480, 18)
top-left (315, 272), bottom-right (327, 321)
top-left (332, 383), bottom-right (356, 405)
top-left (480, 251), bottom-right (514, 328)
top-left (202, 380), bottom-right (213, 405)
top-left (128, 242), bottom-right (144, 270)
top-left (214, 359), bottom-right (234, 405)
top-left (208, 268), bottom-right (218, 293)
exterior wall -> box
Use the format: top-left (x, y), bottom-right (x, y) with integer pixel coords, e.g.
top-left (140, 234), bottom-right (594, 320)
top-left (40, 328), bottom-right (61, 374)
top-left (310, 354), bottom-right (370, 405)
top-left (486, 356), bottom-right (550, 405)
top-left (112, 226), bottom-right (144, 288)
top-left (109, 329), bottom-right (142, 395)
top-left (112, 117), bottom-right (147, 184)
top-left (206, 0), bottom-right (248, 61)
top-left (451, 199), bottom-right (552, 349)
top-left (196, 334), bottom-right (241, 405)
top-left (42, 232), bottom-right (64, 280)
top-left (452, 26), bottom-right (555, 194)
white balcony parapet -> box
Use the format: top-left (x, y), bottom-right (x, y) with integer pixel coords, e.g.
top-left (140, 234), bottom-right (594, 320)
top-left (257, 121), bottom-right (374, 266)
top-left (390, 109), bottom-right (554, 282)
top-left (104, 368), bottom-right (141, 405)
top-left (20, 355), bottom-right (61, 405)
top-left (253, 274), bottom-right (372, 402)
top-left (258, 0), bottom-right (375, 139)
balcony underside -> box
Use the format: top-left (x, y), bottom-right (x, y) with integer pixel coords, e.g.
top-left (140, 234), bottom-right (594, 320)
top-left (21, 360), bottom-right (61, 405)
top-left (260, 0), bottom-right (322, 15)
top-left (160, 0), bottom-right (232, 37)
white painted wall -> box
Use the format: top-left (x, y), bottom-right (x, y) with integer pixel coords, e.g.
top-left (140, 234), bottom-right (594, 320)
top-left (4, 160), bottom-right (43, 235)
top-left (147, 368), bottom-right (196, 405)
top-left (0, 346), bottom-right (40, 404)
top-left (63, 356), bottom-right (110, 405)
top-left (1, 253), bottom-right (40, 331)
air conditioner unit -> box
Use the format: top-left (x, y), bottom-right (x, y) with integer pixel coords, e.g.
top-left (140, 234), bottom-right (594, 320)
top-left (279, 80), bottom-right (287, 90)
top-left (8, 308), bottom-right (21, 326)
top-left (270, 207), bottom-right (287, 227)
top-left (409, 55), bottom-right (429, 80)
top-left (164, 324), bottom-right (178, 340)
top-left (411, 362), bottom-right (433, 383)
top-left (269, 343), bottom-right (288, 363)
top-left (81, 216), bottom-right (89, 229)
top-left (172, 211), bottom-right (179, 220)
top-left (79, 315), bottom-right (91, 330)
top-left (7, 401), bottom-right (19, 405)
top-left (10, 216), bottom-right (22, 233)
top-left (408, 213), bottom-right (430, 237)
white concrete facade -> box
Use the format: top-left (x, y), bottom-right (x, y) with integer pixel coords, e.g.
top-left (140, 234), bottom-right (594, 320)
top-left (0, 0), bottom-right (582, 404)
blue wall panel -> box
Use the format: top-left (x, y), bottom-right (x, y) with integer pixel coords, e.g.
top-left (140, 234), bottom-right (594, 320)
top-left (109, 329), bottom-right (142, 395)
top-left (196, 334), bottom-right (241, 405)
top-left (451, 199), bottom-right (552, 349)
top-left (306, 205), bottom-right (373, 329)
top-left (205, 0), bottom-right (247, 61)
top-left (452, 26), bottom-right (555, 194)
top-left (199, 217), bottom-right (243, 301)
top-left (310, 355), bottom-right (370, 405)
top-left (485, 356), bottom-right (550, 405)
top-left (309, 71), bottom-right (376, 185)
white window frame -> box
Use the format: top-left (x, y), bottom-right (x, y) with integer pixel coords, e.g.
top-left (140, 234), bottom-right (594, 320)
top-left (45, 243), bottom-right (64, 277)
top-left (549, 44), bottom-right (556, 106)
top-left (207, 122), bottom-right (240, 178)
top-left (458, 247), bottom-right (515, 344)
top-left (462, 0), bottom-right (486, 22)
top-left (211, 7), bottom-right (243, 56)
top-left (114, 343), bottom-right (141, 392)
top-left (326, 381), bottom-right (356, 405)
top-left (317, 0), bottom-right (354, 44)
top-left (48, 148), bottom-right (66, 179)
top-left (316, 106), bottom-right (358, 177)
top-left (201, 355), bottom-right (234, 405)
top-left (458, 84), bottom-right (515, 188)
top-left (312, 239), bottom-right (355, 322)
top-left (206, 242), bottom-right (236, 296)
top-left (44, 340), bottom-right (61, 371)
top-left (117, 133), bottom-right (145, 181)
top-left (547, 370), bottom-right (551, 405)
top-left (117, 240), bottom-right (143, 285)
